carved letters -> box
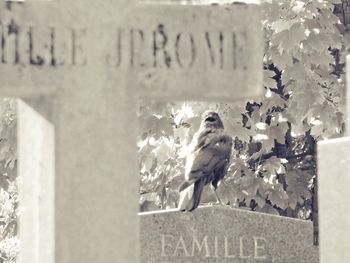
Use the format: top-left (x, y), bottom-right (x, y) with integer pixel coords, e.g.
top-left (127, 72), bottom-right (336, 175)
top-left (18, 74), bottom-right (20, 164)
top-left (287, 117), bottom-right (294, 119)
top-left (110, 24), bottom-right (248, 70)
top-left (161, 234), bottom-right (267, 261)
top-left (0, 20), bottom-right (87, 66)
top-left (0, 21), bottom-right (247, 70)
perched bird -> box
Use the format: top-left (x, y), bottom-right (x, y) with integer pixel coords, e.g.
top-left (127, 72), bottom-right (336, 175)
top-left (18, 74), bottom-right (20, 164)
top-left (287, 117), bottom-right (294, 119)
top-left (178, 111), bottom-right (232, 212)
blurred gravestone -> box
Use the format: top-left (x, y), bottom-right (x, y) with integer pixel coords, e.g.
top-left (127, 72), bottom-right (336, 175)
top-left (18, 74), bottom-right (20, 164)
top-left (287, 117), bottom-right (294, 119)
top-left (1, 1), bottom-right (263, 263)
top-left (2, 1), bottom-right (138, 263)
top-left (318, 54), bottom-right (350, 263)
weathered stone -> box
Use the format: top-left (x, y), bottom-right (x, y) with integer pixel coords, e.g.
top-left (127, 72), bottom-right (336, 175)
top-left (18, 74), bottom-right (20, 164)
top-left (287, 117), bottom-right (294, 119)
top-left (0, 1), bottom-right (263, 263)
top-left (18, 100), bottom-right (55, 263)
top-left (347, 55), bottom-right (350, 135)
top-left (0, 3), bottom-right (262, 101)
top-left (1, 1), bottom-right (140, 263)
top-left (318, 137), bottom-right (350, 263)
top-left (127, 4), bottom-right (263, 101)
top-left (140, 206), bottom-right (319, 263)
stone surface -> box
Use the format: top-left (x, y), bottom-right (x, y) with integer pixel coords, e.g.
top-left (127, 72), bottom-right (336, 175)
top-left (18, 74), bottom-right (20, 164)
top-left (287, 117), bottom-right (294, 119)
top-left (347, 55), bottom-right (350, 135)
top-left (318, 137), bottom-right (350, 263)
top-left (129, 4), bottom-right (263, 101)
top-left (1, 2), bottom-right (139, 263)
top-left (0, 3), bottom-right (263, 101)
top-left (140, 206), bottom-right (319, 263)
top-left (0, 1), bottom-right (263, 263)
top-left (18, 100), bottom-right (55, 263)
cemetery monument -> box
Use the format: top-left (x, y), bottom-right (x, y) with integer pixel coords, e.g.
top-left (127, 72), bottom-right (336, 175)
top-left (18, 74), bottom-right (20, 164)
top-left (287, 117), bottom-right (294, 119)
top-left (0, 1), bottom-right (346, 263)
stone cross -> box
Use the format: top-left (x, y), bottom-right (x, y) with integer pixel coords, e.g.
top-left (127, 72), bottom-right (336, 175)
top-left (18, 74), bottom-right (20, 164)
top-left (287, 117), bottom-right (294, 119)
top-left (318, 54), bottom-right (350, 263)
top-left (1, 1), bottom-right (263, 263)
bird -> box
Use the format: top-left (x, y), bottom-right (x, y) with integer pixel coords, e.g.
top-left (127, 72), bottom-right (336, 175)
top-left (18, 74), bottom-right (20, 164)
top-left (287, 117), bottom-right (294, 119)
top-left (178, 111), bottom-right (232, 212)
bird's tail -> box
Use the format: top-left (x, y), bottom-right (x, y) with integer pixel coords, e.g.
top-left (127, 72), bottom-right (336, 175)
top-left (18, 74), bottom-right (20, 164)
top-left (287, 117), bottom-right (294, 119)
top-left (178, 179), bottom-right (205, 212)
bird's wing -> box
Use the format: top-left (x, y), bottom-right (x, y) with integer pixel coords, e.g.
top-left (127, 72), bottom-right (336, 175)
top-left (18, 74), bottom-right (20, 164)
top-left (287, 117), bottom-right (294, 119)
top-left (186, 132), bottom-right (232, 182)
top-left (183, 128), bottom-right (215, 180)
top-left (193, 129), bottom-right (213, 151)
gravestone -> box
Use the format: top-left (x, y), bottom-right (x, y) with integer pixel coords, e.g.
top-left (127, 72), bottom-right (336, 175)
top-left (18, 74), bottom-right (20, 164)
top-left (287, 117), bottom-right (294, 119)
top-left (0, 1), bottom-right (263, 263)
top-left (140, 207), bottom-right (319, 263)
top-left (317, 54), bottom-right (350, 263)
top-left (318, 137), bottom-right (350, 263)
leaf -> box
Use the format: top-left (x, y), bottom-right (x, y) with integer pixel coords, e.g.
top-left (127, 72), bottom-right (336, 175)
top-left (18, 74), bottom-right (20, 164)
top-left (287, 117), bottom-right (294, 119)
top-left (285, 170), bottom-right (313, 209)
top-left (255, 203), bottom-right (280, 216)
top-left (229, 158), bottom-right (251, 177)
top-left (166, 189), bottom-right (180, 208)
top-left (138, 115), bottom-right (173, 139)
top-left (310, 123), bottom-right (325, 138)
top-left (269, 122), bottom-right (288, 144)
top-left (305, 31), bottom-right (342, 53)
top-left (262, 1), bottom-right (287, 22)
top-left (260, 156), bottom-right (285, 175)
top-left (239, 175), bottom-right (263, 197)
top-left (271, 24), bottom-right (307, 53)
top-left (264, 70), bottom-right (277, 88)
top-left (260, 136), bottom-right (275, 153)
top-left (138, 142), bottom-right (156, 171)
top-left (259, 93), bottom-right (286, 114)
top-left (271, 19), bottom-right (294, 33)
top-left (216, 181), bottom-right (235, 205)
top-left (201, 185), bottom-right (217, 204)
top-left (152, 139), bottom-right (172, 164)
top-left (167, 174), bottom-right (183, 190)
top-left (268, 184), bottom-right (289, 209)
top-left (230, 125), bottom-right (254, 143)
top-left (254, 194), bottom-right (266, 209)
top-left (282, 63), bottom-right (309, 84)
top-left (269, 48), bottom-right (294, 69)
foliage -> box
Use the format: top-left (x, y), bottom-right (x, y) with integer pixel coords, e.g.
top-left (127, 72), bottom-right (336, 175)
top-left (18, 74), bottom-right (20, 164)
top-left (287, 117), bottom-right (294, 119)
top-left (0, 99), bottom-right (18, 263)
top-left (139, 0), bottom-right (346, 220)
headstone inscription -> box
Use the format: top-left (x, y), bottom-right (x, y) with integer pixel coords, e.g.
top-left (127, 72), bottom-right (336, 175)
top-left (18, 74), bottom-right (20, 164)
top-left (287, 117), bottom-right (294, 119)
top-left (140, 207), bottom-right (319, 263)
top-left (318, 54), bottom-right (350, 263)
top-left (126, 4), bottom-right (263, 101)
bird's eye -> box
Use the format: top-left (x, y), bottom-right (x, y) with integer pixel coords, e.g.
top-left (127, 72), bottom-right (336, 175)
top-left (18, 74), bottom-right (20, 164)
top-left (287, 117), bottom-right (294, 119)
top-left (205, 117), bottom-right (216, 122)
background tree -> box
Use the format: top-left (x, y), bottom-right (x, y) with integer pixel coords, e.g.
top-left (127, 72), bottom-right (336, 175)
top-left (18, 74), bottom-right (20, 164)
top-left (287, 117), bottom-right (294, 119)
top-left (0, 99), bottom-right (18, 263)
top-left (139, 0), bottom-right (346, 222)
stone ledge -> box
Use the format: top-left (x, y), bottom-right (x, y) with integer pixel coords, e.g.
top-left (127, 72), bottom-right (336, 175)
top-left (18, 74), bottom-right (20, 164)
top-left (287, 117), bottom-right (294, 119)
top-left (140, 205), bottom-right (313, 225)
